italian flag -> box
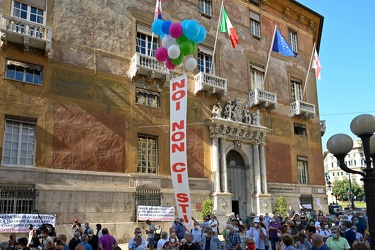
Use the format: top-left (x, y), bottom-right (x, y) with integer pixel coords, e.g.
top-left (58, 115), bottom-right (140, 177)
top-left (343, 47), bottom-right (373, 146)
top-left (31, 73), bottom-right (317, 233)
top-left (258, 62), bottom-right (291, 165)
top-left (220, 7), bottom-right (239, 48)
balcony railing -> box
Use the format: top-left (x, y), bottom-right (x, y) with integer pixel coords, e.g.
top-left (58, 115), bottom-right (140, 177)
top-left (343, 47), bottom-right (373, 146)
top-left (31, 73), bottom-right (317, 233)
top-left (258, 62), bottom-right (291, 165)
top-left (0, 14), bottom-right (52, 55)
top-left (194, 72), bottom-right (227, 96)
top-left (128, 52), bottom-right (170, 82)
top-left (249, 88), bottom-right (277, 109)
top-left (290, 100), bottom-right (315, 119)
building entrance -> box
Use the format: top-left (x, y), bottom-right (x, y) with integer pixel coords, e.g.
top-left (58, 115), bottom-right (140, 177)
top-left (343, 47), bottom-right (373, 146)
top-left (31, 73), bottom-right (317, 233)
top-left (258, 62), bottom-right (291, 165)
top-left (227, 150), bottom-right (247, 218)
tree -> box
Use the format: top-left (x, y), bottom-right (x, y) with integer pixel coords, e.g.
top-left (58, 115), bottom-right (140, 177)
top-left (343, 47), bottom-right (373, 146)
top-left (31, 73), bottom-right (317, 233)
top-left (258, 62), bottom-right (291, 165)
top-left (332, 179), bottom-right (364, 201)
top-left (201, 199), bottom-right (214, 219)
top-left (274, 196), bottom-right (287, 217)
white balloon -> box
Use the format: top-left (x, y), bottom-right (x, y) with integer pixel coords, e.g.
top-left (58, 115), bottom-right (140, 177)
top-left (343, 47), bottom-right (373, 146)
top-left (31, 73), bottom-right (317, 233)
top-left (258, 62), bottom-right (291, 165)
top-left (162, 35), bottom-right (178, 49)
top-left (185, 57), bottom-right (197, 70)
top-left (168, 45), bottom-right (180, 59)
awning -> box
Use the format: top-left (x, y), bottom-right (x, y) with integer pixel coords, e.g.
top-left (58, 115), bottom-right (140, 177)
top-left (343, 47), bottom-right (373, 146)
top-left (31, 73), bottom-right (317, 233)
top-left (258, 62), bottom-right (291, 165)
top-left (7, 60), bottom-right (43, 71)
top-left (19, 0), bottom-right (46, 10)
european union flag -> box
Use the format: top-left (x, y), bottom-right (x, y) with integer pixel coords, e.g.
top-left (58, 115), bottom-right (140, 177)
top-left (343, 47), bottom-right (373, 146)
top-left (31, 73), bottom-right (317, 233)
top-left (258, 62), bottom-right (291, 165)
top-left (272, 29), bottom-right (296, 57)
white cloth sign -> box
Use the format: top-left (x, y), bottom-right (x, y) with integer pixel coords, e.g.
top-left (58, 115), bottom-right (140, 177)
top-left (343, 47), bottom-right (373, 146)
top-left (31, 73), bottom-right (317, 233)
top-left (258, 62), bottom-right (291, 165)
top-left (137, 206), bottom-right (175, 221)
top-left (169, 74), bottom-right (192, 229)
top-left (0, 214), bottom-right (56, 233)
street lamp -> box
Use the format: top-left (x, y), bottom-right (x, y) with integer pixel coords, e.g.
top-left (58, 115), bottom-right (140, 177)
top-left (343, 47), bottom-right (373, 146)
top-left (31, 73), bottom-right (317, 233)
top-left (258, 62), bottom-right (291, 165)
top-left (327, 180), bottom-right (332, 204)
top-left (327, 114), bottom-right (375, 250)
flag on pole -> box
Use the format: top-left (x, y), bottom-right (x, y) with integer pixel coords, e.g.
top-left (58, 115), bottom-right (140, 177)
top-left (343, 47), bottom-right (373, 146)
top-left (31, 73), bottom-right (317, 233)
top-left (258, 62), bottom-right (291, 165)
top-left (297, 199), bottom-right (303, 209)
top-left (220, 7), bottom-right (239, 48)
top-left (312, 49), bottom-right (322, 80)
top-left (272, 29), bottom-right (296, 57)
top-left (154, 0), bottom-right (162, 20)
top-left (316, 198), bottom-right (322, 208)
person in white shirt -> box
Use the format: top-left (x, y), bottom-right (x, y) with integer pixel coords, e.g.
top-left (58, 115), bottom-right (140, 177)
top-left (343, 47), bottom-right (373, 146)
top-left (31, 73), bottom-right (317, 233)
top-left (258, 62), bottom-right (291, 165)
top-left (246, 218), bottom-right (267, 250)
top-left (317, 221), bottom-right (331, 241)
top-left (128, 228), bottom-right (147, 250)
top-left (190, 222), bottom-right (202, 246)
top-left (208, 215), bottom-right (219, 236)
top-left (134, 236), bottom-right (146, 250)
top-left (156, 232), bottom-right (168, 250)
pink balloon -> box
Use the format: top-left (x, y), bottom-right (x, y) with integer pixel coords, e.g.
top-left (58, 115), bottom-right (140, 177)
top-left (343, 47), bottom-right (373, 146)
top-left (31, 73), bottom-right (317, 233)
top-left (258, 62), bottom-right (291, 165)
top-left (155, 47), bottom-right (168, 62)
top-left (166, 59), bottom-right (176, 70)
top-left (169, 22), bottom-right (183, 39)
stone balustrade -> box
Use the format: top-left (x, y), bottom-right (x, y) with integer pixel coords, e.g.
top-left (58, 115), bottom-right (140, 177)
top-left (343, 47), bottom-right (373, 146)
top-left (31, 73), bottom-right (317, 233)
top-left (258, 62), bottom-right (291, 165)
top-left (290, 100), bottom-right (315, 119)
top-left (249, 88), bottom-right (277, 109)
top-left (128, 52), bottom-right (170, 81)
top-left (194, 71), bottom-right (227, 96)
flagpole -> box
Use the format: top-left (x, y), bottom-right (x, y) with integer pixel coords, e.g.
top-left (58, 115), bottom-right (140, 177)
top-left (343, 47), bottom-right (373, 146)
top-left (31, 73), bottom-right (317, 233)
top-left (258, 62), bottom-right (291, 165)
top-left (210, 0), bottom-right (224, 75)
top-left (302, 42), bottom-right (316, 99)
top-left (263, 25), bottom-right (277, 84)
top-left (149, 0), bottom-right (158, 57)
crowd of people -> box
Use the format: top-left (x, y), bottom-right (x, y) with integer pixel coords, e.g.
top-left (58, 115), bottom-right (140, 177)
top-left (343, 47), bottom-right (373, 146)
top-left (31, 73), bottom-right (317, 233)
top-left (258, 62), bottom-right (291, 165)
top-left (0, 207), bottom-right (371, 250)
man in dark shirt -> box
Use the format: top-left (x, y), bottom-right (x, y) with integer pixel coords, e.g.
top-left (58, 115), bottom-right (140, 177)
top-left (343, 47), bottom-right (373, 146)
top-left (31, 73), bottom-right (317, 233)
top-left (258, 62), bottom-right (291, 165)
top-left (69, 232), bottom-right (81, 250)
top-left (342, 221), bottom-right (357, 248)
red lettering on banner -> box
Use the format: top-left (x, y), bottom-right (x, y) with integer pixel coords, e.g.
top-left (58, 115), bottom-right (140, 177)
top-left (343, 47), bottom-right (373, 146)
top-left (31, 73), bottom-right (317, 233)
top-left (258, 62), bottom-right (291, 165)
top-left (176, 102), bottom-right (181, 111)
top-left (171, 120), bottom-right (185, 131)
top-left (172, 162), bottom-right (186, 172)
top-left (172, 142), bottom-right (185, 153)
top-left (178, 203), bottom-right (189, 213)
top-left (183, 215), bottom-right (190, 223)
top-left (177, 193), bottom-right (189, 202)
top-left (172, 79), bottom-right (186, 91)
top-left (177, 174), bottom-right (182, 183)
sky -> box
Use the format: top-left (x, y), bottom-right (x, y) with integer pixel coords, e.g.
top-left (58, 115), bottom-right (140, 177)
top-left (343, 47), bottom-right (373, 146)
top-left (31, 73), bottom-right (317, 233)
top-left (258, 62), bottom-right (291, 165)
top-left (297, 0), bottom-right (375, 152)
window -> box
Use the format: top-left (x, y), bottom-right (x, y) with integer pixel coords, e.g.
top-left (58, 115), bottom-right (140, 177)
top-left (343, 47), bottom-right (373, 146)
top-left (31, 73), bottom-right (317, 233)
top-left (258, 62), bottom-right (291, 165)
top-left (249, 0), bottom-right (260, 7)
top-left (133, 189), bottom-right (161, 221)
top-left (291, 79), bottom-right (303, 101)
top-left (0, 185), bottom-right (36, 213)
top-left (354, 160), bottom-right (356, 166)
top-left (5, 60), bottom-right (43, 85)
top-left (12, 1), bottom-right (46, 38)
top-left (136, 24), bottom-right (158, 57)
top-left (198, 0), bottom-right (212, 16)
top-left (137, 135), bottom-right (157, 174)
top-left (2, 116), bottom-right (36, 167)
top-left (198, 46), bottom-right (214, 74)
top-left (297, 156), bottom-right (308, 184)
top-left (250, 11), bottom-right (261, 37)
top-left (135, 89), bottom-right (160, 108)
top-left (341, 172), bottom-right (344, 176)
top-left (250, 64), bottom-right (264, 89)
top-left (331, 162), bottom-right (334, 168)
top-left (332, 172), bottom-right (335, 177)
top-left (289, 30), bottom-right (298, 52)
top-left (294, 123), bottom-right (307, 136)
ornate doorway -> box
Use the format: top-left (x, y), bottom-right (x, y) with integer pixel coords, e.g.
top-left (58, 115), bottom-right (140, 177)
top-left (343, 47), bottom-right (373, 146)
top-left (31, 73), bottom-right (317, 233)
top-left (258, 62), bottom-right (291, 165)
top-left (227, 150), bottom-right (247, 218)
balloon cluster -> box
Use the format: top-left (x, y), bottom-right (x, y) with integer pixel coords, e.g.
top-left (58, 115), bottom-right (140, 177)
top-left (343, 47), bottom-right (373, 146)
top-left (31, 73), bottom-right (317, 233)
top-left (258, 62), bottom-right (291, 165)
top-left (151, 19), bottom-right (207, 70)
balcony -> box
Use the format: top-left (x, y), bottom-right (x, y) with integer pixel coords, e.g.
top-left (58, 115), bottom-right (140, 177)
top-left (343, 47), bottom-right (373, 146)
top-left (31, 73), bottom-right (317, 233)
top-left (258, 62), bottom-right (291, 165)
top-left (0, 14), bottom-right (52, 56)
top-left (290, 100), bottom-right (315, 119)
top-left (194, 72), bottom-right (227, 96)
top-left (249, 88), bottom-right (277, 109)
top-left (128, 52), bottom-right (170, 82)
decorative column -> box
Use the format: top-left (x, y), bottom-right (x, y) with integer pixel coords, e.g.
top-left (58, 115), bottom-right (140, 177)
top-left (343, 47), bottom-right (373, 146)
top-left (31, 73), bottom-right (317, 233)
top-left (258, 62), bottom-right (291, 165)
top-left (219, 137), bottom-right (228, 193)
top-left (212, 136), bottom-right (221, 193)
top-left (259, 143), bottom-right (268, 194)
top-left (253, 144), bottom-right (261, 194)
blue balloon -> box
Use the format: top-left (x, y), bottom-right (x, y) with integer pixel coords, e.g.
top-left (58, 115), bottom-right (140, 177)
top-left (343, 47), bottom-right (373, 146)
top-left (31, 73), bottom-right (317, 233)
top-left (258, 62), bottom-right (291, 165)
top-left (161, 20), bottom-right (173, 35)
top-left (151, 19), bottom-right (163, 36)
top-left (160, 33), bottom-right (165, 39)
top-left (193, 26), bottom-right (207, 43)
top-left (181, 20), bottom-right (190, 32)
top-left (184, 20), bottom-right (200, 40)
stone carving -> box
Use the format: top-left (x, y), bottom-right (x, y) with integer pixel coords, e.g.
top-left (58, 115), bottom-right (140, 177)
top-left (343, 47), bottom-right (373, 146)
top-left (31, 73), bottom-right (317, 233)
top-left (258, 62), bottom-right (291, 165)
top-left (212, 99), bottom-right (263, 127)
top-left (234, 140), bottom-right (242, 150)
top-left (211, 101), bottom-right (222, 118)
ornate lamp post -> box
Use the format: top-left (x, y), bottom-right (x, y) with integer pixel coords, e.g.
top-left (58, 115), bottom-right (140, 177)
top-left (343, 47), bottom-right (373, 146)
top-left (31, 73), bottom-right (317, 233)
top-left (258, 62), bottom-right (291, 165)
top-left (327, 114), bottom-right (375, 249)
top-left (326, 180), bottom-right (332, 204)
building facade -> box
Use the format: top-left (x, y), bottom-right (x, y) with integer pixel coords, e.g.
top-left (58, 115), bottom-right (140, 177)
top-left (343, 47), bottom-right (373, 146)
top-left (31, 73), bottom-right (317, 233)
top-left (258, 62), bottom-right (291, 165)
top-left (323, 139), bottom-right (366, 204)
top-left (0, 0), bottom-right (324, 241)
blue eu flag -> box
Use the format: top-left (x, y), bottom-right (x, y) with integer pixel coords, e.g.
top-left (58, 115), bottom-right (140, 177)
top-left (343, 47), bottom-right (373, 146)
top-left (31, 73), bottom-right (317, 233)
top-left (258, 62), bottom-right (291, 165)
top-left (272, 29), bottom-right (296, 57)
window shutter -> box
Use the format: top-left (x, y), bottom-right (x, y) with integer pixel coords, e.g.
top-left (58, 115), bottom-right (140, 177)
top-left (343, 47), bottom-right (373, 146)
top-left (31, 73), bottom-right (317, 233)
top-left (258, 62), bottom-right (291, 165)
top-left (137, 23), bottom-right (153, 36)
top-left (18, 0), bottom-right (46, 10)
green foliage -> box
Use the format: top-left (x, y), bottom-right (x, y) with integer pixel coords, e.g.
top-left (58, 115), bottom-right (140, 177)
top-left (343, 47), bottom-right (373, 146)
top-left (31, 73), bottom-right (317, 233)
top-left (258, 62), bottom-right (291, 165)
top-left (332, 179), bottom-right (364, 200)
top-left (201, 199), bottom-right (214, 219)
top-left (274, 196), bottom-right (288, 217)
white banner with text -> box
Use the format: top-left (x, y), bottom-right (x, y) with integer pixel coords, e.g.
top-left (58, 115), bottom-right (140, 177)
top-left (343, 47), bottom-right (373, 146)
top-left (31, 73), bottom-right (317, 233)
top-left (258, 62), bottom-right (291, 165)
top-left (169, 74), bottom-right (192, 229)
top-left (0, 214), bottom-right (56, 233)
top-left (137, 206), bottom-right (175, 221)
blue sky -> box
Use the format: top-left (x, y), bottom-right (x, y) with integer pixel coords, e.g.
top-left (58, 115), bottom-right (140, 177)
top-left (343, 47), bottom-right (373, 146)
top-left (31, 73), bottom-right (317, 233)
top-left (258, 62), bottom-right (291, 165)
top-left (297, 0), bottom-right (375, 151)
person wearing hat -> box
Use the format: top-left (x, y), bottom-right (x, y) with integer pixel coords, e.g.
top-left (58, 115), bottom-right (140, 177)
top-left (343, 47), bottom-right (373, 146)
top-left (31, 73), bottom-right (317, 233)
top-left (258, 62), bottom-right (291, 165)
top-left (295, 233), bottom-right (312, 250)
top-left (246, 217), bottom-right (266, 250)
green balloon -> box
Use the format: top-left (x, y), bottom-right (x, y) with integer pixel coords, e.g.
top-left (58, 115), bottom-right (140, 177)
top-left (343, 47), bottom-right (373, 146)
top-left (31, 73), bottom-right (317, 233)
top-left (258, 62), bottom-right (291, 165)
top-left (170, 54), bottom-right (184, 66)
top-left (176, 34), bottom-right (188, 44)
top-left (189, 41), bottom-right (197, 55)
top-left (180, 41), bottom-right (193, 56)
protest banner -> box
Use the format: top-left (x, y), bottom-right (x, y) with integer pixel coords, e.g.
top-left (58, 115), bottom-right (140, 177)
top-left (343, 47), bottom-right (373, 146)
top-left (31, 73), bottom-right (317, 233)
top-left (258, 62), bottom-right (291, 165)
top-left (0, 214), bottom-right (56, 233)
top-left (137, 206), bottom-right (175, 221)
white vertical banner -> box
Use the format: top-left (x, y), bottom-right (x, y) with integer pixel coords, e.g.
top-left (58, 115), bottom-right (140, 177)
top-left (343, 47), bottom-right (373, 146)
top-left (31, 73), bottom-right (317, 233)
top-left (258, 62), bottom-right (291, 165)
top-left (169, 74), bottom-right (192, 229)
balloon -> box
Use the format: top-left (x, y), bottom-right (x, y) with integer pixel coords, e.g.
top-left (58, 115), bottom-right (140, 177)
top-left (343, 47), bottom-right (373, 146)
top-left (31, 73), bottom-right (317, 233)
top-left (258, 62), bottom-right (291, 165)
top-left (169, 22), bottom-right (183, 38)
top-left (162, 35), bottom-right (178, 49)
top-left (161, 20), bottom-right (173, 35)
top-left (181, 20), bottom-right (190, 31)
top-left (166, 59), bottom-right (176, 70)
top-left (155, 47), bottom-right (168, 62)
top-left (176, 34), bottom-right (188, 44)
top-left (189, 41), bottom-right (197, 55)
top-left (180, 41), bottom-right (193, 56)
top-left (185, 20), bottom-right (200, 40)
top-left (168, 45), bottom-right (180, 59)
top-left (170, 54), bottom-right (184, 66)
top-left (193, 26), bottom-right (207, 43)
top-left (151, 19), bottom-right (163, 36)
top-left (185, 58), bottom-right (197, 70)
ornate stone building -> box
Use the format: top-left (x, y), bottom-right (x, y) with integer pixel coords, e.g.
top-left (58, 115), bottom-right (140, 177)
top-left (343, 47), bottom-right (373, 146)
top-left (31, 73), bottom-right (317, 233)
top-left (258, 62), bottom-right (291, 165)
top-left (0, 0), bottom-right (325, 241)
